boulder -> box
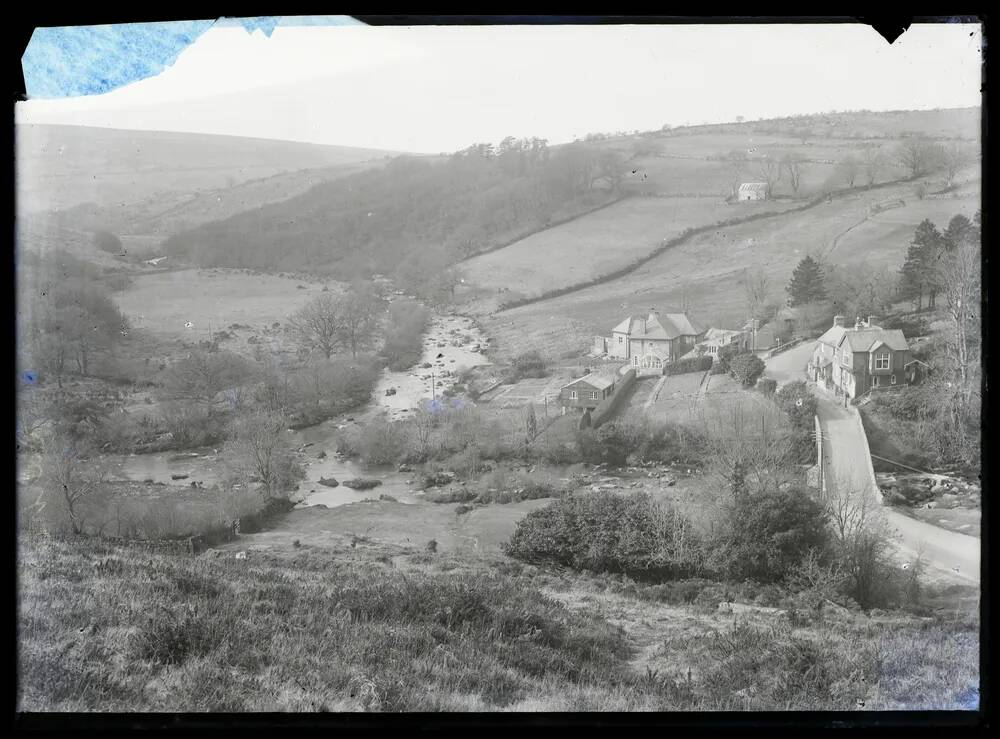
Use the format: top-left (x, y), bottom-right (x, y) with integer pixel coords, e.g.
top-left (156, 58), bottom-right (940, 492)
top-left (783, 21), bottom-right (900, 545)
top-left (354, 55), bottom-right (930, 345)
top-left (318, 477), bottom-right (340, 488)
top-left (342, 478), bottom-right (382, 490)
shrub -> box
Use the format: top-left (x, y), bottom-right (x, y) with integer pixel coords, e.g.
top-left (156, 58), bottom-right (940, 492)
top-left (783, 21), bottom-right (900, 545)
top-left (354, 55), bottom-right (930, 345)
top-left (355, 417), bottom-right (409, 466)
top-left (757, 378), bottom-right (777, 396)
top-left (576, 422), bottom-right (630, 467)
top-left (380, 301), bottom-right (431, 371)
top-left (505, 492), bottom-right (701, 579)
top-left (506, 351), bottom-right (548, 382)
top-left (709, 487), bottom-right (830, 583)
top-left (664, 355), bottom-right (713, 376)
top-left (729, 353), bottom-right (766, 387)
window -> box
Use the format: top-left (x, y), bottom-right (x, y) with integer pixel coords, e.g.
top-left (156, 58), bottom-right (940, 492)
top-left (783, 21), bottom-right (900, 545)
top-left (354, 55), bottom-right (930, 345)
top-left (874, 352), bottom-right (890, 370)
top-left (632, 356), bottom-right (639, 366)
top-left (842, 350), bottom-right (851, 366)
top-left (589, 391), bottom-right (599, 400)
top-left (617, 336), bottom-right (623, 344)
top-left (872, 376), bottom-right (879, 387)
top-left (891, 375), bottom-right (897, 385)
top-left (569, 390), bottom-right (578, 399)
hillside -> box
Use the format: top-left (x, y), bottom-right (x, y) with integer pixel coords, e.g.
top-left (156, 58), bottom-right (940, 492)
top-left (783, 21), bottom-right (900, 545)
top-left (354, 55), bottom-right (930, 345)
top-left (15, 124), bottom-right (399, 215)
top-left (479, 178), bottom-right (981, 362)
top-left (17, 535), bottom-right (979, 712)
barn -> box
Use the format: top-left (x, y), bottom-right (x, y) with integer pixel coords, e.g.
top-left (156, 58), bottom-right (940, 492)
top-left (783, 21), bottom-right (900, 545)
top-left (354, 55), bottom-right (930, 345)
top-left (737, 182), bottom-right (769, 201)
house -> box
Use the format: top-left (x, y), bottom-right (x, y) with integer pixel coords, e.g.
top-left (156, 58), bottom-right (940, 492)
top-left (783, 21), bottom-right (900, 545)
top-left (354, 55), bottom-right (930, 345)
top-left (559, 372), bottom-right (616, 412)
top-left (694, 327), bottom-right (746, 361)
top-left (605, 309), bottom-right (707, 372)
top-left (809, 315), bottom-right (911, 399)
top-left (737, 182), bottom-right (769, 201)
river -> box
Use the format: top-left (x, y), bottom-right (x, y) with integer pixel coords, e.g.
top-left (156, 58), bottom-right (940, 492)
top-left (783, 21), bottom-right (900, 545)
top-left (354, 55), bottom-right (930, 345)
top-left (106, 312), bottom-right (492, 508)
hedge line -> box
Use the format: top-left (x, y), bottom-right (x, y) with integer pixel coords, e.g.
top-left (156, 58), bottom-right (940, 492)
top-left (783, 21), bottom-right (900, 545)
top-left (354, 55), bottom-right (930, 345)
top-left (495, 175), bottom-right (916, 314)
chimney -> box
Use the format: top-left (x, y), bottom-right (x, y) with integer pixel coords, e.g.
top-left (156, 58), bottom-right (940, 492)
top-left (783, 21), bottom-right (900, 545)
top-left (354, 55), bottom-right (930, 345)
top-left (867, 315), bottom-right (878, 328)
top-left (854, 317), bottom-right (863, 330)
top-left (833, 315), bottom-right (845, 327)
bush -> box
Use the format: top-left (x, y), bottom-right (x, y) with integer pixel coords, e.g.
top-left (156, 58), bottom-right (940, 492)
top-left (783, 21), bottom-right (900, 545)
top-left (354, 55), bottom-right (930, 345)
top-left (664, 355), bottom-right (713, 376)
top-left (576, 422), bottom-right (630, 468)
top-left (729, 353), bottom-right (766, 387)
top-left (505, 492), bottom-right (701, 579)
top-left (506, 351), bottom-right (548, 382)
top-left (380, 301), bottom-right (431, 371)
top-left (757, 378), bottom-right (777, 396)
top-left (709, 487), bottom-right (830, 583)
top-left (355, 417), bottom-right (409, 466)
top-left (93, 230), bottom-right (123, 255)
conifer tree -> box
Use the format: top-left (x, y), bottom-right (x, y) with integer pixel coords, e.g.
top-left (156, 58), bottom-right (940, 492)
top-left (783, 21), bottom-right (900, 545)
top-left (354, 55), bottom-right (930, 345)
top-left (785, 255), bottom-right (826, 307)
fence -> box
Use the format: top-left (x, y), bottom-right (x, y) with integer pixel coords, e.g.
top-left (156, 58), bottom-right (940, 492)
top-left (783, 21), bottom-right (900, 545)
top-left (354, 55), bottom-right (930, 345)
top-left (848, 405), bottom-right (883, 504)
top-left (588, 368), bottom-right (638, 428)
top-left (763, 337), bottom-right (804, 359)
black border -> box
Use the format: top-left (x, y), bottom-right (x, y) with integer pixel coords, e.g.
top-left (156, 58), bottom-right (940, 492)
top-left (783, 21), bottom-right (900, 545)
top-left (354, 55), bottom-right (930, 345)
top-left (8, 9), bottom-right (991, 733)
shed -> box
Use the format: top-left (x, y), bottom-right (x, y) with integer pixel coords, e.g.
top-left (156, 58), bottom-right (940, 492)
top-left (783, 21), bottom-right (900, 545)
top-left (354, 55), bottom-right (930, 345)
top-left (737, 182), bottom-right (769, 201)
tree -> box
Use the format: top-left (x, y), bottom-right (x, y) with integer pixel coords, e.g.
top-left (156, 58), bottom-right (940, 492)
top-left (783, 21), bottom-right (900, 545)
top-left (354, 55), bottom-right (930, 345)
top-left (712, 487), bottom-right (829, 583)
top-left (786, 255), bottom-right (826, 307)
top-left (940, 141), bottom-right (974, 188)
top-left (896, 138), bottom-right (941, 179)
top-left (338, 280), bottom-right (386, 358)
top-left (593, 149), bottom-right (628, 192)
top-left (780, 153), bottom-right (805, 195)
top-left (836, 155), bottom-right (860, 188)
top-left (288, 293), bottom-right (345, 360)
top-left (860, 144), bottom-right (886, 187)
top-left (161, 349), bottom-right (255, 407)
top-left (395, 247), bottom-right (460, 305)
top-left (39, 433), bottom-right (111, 534)
top-left (224, 408), bottom-right (304, 501)
top-left (756, 154), bottom-right (782, 194)
top-left (933, 211), bottom-right (981, 465)
top-left (729, 353), bottom-right (765, 387)
top-left (898, 219), bottom-right (944, 311)
top-left (743, 268), bottom-right (771, 322)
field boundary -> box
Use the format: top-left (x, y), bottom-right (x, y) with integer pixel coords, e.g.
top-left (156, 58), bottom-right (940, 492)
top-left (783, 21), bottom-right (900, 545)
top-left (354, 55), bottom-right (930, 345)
top-left (457, 194), bottom-right (627, 264)
top-left (494, 176), bottom-right (918, 314)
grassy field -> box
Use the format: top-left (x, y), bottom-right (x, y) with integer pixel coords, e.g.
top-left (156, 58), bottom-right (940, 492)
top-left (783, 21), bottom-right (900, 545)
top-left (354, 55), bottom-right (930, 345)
top-left (478, 178), bottom-right (976, 363)
top-left (459, 197), bottom-right (784, 300)
top-left (116, 268), bottom-right (335, 340)
top-left (17, 534), bottom-right (980, 712)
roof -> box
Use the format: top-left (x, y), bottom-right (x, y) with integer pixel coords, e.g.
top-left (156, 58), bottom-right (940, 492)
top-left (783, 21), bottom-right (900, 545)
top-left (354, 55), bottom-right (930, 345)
top-left (562, 372), bottom-right (615, 391)
top-left (612, 311), bottom-right (705, 341)
top-left (816, 357), bottom-right (833, 368)
top-left (839, 327), bottom-right (909, 353)
top-left (816, 325), bottom-right (848, 347)
top-left (738, 182), bottom-right (769, 192)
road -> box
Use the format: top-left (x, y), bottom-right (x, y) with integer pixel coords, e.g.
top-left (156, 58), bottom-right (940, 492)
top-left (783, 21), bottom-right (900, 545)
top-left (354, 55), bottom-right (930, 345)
top-left (815, 398), bottom-right (980, 584)
top-left (761, 345), bottom-right (980, 584)
top-left (761, 341), bottom-right (815, 388)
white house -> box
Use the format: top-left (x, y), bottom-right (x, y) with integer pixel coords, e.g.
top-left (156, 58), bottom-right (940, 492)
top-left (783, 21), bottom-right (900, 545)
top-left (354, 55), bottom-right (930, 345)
top-left (737, 182), bottom-right (769, 201)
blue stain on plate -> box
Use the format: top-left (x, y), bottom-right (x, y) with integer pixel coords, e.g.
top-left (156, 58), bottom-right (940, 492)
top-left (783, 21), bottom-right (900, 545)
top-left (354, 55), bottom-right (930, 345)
top-left (21, 16), bottom-right (366, 99)
top-left (955, 687), bottom-right (979, 710)
top-left (21, 370), bottom-right (38, 385)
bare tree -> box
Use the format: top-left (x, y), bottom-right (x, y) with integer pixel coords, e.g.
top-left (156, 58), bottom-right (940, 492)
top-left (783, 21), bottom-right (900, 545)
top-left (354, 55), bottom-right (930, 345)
top-left (161, 349), bottom-right (255, 407)
top-left (940, 142), bottom-right (974, 188)
top-left (288, 293), bottom-right (345, 360)
top-left (224, 408), bottom-right (303, 501)
top-left (860, 144), bottom-right (886, 187)
top-left (896, 137), bottom-right (941, 179)
top-left (39, 435), bottom-right (112, 535)
top-left (837, 154), bottom-right (861, 188)
top-left (756, 154), bottom-right (782, 194)
top-left (780, 153), bottom-right (805, 195)
top-left (697, 396), bottom-right (797, 503)
top-left (743, 268), bottom-right (771, 321)
top-left (338, 281), bottom-right (386, 358)
top-left (933, 216), bottom-right (981, 461)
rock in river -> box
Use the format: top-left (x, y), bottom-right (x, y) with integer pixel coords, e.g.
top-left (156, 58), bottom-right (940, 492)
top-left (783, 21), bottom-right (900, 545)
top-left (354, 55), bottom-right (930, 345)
top-left (318, 477), bottom-right (340, 488)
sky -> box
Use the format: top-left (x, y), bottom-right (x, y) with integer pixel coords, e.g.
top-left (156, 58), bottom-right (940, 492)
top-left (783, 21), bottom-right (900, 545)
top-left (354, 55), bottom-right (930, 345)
top-left (15, 22), bottom-right (984, 154)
